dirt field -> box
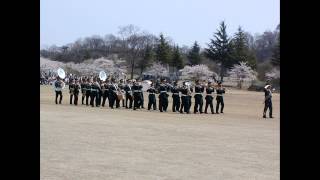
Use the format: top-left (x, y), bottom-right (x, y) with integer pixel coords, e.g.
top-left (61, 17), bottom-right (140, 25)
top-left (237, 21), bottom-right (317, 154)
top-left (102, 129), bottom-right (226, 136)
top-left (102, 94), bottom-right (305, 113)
top-left (40, 85), bottom-right (279, 180)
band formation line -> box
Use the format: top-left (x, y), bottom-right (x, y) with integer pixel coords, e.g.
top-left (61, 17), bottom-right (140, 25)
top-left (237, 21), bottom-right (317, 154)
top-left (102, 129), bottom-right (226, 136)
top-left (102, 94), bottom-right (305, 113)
top-left (53, 75), bottom-right (274, 118)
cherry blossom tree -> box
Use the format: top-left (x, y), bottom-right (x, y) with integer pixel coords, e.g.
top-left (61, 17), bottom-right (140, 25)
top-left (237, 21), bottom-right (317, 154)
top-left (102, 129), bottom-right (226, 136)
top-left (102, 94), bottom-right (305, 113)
top-left (227, 61), bottom-right (257, 89)
top-left (179, 64), bottom-right (217, 81)
top-left (144, 62), bottom-right (169, 79)
top-left (265, 67), bottom-right (280, 80)
top-left (40, 57), bottom-right (127, 78)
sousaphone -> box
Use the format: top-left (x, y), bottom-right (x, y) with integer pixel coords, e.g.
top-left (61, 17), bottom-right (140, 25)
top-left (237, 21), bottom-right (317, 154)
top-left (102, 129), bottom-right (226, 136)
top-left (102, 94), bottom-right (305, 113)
top-left (99, 71), bottom-right (107, 81)
top-left (142, 80), bottom-right (152, 92)
top-left (53, 68), bottom-right (66, 91)
top-left (57, 68), bottom-right (66, 79)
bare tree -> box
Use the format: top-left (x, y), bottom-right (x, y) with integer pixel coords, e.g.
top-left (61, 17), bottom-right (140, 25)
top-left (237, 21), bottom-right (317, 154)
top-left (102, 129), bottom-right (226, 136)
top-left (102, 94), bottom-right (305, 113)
top-left (118, 25), bottom-right (157, 79)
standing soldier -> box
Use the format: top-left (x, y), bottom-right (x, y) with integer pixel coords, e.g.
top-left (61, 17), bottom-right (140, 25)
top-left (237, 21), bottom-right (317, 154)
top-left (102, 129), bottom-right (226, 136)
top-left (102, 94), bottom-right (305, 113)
top-left (101, 79), bottom-right (109, 107)
top-left (132, 80), bottom-right (141, 110)
top-left (54, 76), bottom-right (65, 104)
top-left (215, 81), bottom-right (226, 114)
top-left (105, 79), bottom-right (112, 107)
top-left (114, 80), bottom-right (122, 108)
top-left (147, 82), bottom-right (157, 110)
top-left (97, 79), bottom-right (103, 106)
top-left (80, 77), bottom-right (87, 105)
top-left (109, 78), bottom-right (118, 109)
top-left (138, 79), bottom-right (144, 109)
top-left (124, 80), bottom-right (133, 109)
top-left (193, 80), bottom-right (205, 114)
top-left (118, 79), bottom-right (126, 108)
top-left (171, 81), bottom-right (180, 112)
top-left (90, 78), bottom-right (101, 107)
top-left (158, 79), bottom-right (169, 112)
top-left (187, 83), bottom-right (193, 110)
top-left (69, 79), bottom-right (75, 105)
top-left (100, 80), bottom-right (106, 107)
top-left (263, 84), bottom-right (274, 118)
top-left (179, 81), bottom-right (190, 114)
top-left (204, 81), bottom-right (215, 114)
top-left (85, 78), bottom-right (92, 106)
top-left (73, 79), bottom-right (81, 105)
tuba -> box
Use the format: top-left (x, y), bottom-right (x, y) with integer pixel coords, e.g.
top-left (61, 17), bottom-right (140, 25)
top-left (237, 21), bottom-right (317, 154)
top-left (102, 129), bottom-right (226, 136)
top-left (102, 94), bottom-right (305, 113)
top-left (57, 68), bottom-right (66, 79)
top-left (99, 71), bottom-right (107, 81)
top-left (142, 80), bottom-right (152, 92)
top-left (53, 68), bottom-right (66, 91)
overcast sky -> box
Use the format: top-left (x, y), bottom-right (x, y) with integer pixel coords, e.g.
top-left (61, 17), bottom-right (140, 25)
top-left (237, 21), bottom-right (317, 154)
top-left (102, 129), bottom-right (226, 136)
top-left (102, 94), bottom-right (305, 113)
top-left (40, 0), bottom-right (279, 48)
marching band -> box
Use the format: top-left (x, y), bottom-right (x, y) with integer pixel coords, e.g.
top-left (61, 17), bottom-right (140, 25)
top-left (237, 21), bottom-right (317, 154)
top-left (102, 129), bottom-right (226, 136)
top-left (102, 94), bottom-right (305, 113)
top-left (54, 76), bottom-right (228, 115)
top-left (52, 69), bottom-right (274, 118)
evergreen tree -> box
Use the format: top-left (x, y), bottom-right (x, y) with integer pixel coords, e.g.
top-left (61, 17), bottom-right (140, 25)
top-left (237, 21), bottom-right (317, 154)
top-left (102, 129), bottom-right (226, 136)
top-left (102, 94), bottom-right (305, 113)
top-left (230, 26), bottom-right (257, 69)
top-left (138, 45), bottom-right (154, 74)
top-left (171, 45), bottom-right (184, 70)
top-left (155, 33), bottom-right (171, 65)
top-left (205, 21), bottom-right (233, 81)
top-left (271, 34), bottom-right (280, 67)
top-left (188, 41), bottom-right (201, 65)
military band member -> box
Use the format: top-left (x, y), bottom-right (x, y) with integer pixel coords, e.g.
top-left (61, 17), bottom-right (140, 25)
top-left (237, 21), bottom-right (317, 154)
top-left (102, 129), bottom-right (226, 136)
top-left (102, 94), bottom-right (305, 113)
top-left (132, 80), bottom-right (141, 110)
top-left (54, 76), bottom-right (64, 104)
top-left (80, 78), bottom-right (87, 105)
top-left (194, 80), bottom-right (205, 114)
top-left (215, 81), bottom-right (225, 114)
top-left (114, 80), bottom-right (122, 108)
top-left (100, 80), bottom-right (106, 107)
top-left (204, 81), bottom-right (215, 114)
top-left (69, 79), bottom-right (75, 105)
top-left (101, 79), bottom-right (109, 107)
top-left (147, 83), bottom-right (157, 110)
top-left (158, 79), bottom-right (169, 112)
top-left (188, 84), bottom-right (193, 110)
top-left (85, 78), bottom-right (91, 106)
top-left (97, 79), bottom-right (103, 106)
top-left (138, 80), bottom-right (144, 109)
top-left (263, 84), bottom-right (274, 118)
top-left (73, 79), bottom-right (81, 105)
top-left (171, 81), bottom-right (180, 112)
top-left (124, 80), bottom-right (133, 109)
top-left (109, 78), bottom-right (118, 109)
top-left (179, 82), bottom-right (191, 114)
top-left (90, 78), bottom-right (101, 107)
top-left (118, 79), bottom-right (126, 107)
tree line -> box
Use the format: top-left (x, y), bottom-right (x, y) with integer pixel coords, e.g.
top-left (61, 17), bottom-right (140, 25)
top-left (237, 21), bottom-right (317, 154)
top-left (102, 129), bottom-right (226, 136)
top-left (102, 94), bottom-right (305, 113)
top-left (40, 22), bottom-right (279, 80)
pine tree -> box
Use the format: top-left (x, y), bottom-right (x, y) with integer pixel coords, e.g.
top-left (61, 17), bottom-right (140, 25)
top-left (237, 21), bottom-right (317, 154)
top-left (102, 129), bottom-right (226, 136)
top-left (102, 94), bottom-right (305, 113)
top-left (188, 41), bottom-right (201, 65)
top-left (230, 26), bottom-right (257, 69)
top-left (271, 34), bottom-right (280, 67)
top-left (205, 21), bottom-right (233, 81)
top-left (171, 45), bottom-right (184, 70)
top-left (155, 33), bottom-right (171, 65)
top-left (138, 45), bottom-right (154, 74)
